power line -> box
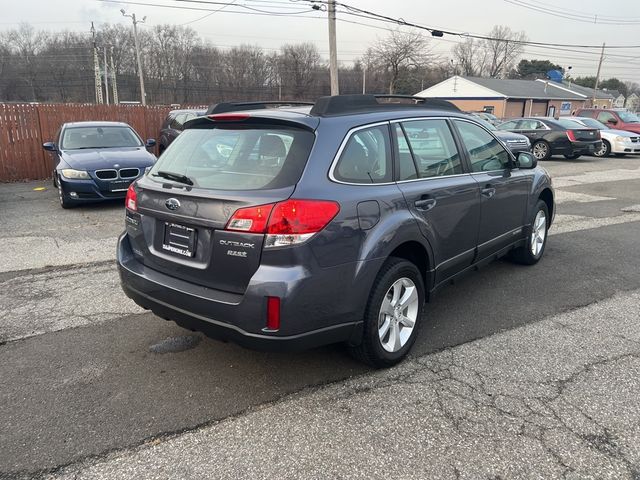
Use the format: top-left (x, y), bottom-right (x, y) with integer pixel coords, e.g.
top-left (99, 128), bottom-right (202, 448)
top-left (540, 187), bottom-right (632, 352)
top-left (503, 0), bottom-right (640, 25)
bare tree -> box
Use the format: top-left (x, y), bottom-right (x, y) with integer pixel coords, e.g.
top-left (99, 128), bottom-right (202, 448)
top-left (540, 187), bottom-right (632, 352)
top-left (481, 26), bottom-right (527, 78)
top-left (452, 38), bottom-right (486, 77)
top-left (369, 30), bottom-right (432, 94)
top-left (277, 43), bottom-right (321, 99)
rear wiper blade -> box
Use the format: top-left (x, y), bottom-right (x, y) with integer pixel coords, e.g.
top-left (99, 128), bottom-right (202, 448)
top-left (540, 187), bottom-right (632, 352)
top-left (152, 170), bottom-right (194, 186)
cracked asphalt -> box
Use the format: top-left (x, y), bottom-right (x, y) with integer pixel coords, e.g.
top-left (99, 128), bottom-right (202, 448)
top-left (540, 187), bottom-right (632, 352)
top-left (1, 154), bottom-right (640, 479)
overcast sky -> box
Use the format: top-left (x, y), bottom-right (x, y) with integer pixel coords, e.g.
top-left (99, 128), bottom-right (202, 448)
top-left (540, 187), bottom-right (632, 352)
top-left (2, 0), bottom-right (640, 83)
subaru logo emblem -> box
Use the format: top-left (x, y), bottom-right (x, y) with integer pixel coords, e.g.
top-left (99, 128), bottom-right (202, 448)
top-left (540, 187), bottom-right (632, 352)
top-left (165, 198), bottom-right (180, 211)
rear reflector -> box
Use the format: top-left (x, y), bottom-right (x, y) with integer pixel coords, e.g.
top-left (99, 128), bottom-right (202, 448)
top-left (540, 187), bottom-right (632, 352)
top-left (207, 113), bottom-right (250, 122)
top-left (125, 183), bottom-right (137, 211)
top-left (225, 199), bottom-right (340, 247)
top-left (266, 296), bottom-right (281, 330)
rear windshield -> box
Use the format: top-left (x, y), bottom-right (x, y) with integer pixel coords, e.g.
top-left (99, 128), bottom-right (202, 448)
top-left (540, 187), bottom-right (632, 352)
top-left (555, 119), bottom-right (585, 129)
top-left (576, 117), bottom-right (607, 129)
top-left (62, 126), bottom-right (142, 149)
top-left (149, 125), bottom-right (315, 190)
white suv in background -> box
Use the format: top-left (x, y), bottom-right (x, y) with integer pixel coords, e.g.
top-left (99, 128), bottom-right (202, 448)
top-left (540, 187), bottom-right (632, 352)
top-left (568, 116), bottom-right (640, 157)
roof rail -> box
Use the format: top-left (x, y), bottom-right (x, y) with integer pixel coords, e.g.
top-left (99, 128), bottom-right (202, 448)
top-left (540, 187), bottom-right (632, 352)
top-left (309, 94), bottom-right (460, 116)
top-left (206, 101), bottom-right (314, 115)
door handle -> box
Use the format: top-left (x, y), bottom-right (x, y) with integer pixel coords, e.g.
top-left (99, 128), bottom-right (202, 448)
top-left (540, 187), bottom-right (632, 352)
top-left (414, 198), bottom-right (436, 211)
top-left (481, 187), bottom-right (496, 198)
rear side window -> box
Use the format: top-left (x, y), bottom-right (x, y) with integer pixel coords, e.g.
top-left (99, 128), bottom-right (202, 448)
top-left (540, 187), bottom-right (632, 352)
top-left (334, 125), bottom-right (392, 184)
top-left (596, 111), bottom-right (617, 124)
top-left (149, 125), bottom-right (315, 190)
top-left (454, 120), bottom-right (511, 172)
top-left (398, 119), bottom-right (462, 178)
top-left (498, 120), bottom-right (520, 130)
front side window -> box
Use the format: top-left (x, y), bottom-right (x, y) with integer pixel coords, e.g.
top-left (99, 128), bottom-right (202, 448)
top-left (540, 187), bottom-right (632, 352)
top-left (454, 120), bottom-right (511, 173)
top-left (334, 125), bottom-right (392, 184)
top-left (150, 125), bottom-right (314, 190)
top-left (398, 119), bottom-right (462, 178)
top-left (61, 126), bottom-right (143, 150)
top-left (597, 111), bottom-right (617, 124)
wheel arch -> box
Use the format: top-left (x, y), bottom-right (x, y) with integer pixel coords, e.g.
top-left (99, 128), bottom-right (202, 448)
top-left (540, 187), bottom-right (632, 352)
top-left (386, 240), bottom-right (433, 300)
top-left (539, 188), bottom-right (554, 224)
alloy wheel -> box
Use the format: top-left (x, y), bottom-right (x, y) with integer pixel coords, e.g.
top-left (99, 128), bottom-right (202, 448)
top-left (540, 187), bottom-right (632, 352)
top-left (530, 210), bottom-right (547, 257)
top-left (533, 142), bottom-right (548, 160)
top-left (378, 277), bottom-right (419, 353)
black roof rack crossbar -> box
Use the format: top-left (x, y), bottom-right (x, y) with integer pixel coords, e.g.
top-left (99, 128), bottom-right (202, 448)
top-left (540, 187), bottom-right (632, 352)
top-left (309, 94), bottom-right (460, 116)
top-left (206, 101), bottom-right (314, 115)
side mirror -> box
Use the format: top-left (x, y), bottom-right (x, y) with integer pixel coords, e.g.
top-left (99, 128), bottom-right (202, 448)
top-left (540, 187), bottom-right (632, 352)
top-left (145, 138), bottom-right (156, 148)
top-left (608, 119), bottom-right (618, 125)
top-left (516, 151), bottom-right (537, 169)
top-left (42, 142), bottom-right (57, 152)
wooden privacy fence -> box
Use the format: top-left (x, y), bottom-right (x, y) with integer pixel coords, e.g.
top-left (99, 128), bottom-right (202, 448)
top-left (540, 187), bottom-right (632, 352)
top-left (0, 103), bottom-right (174, 181)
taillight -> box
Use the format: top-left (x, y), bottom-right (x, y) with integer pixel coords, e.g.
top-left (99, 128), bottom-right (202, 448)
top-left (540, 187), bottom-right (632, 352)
top-left (125, 183), bottom-right (137, 211)
top-left (566, 130), bottom-right (577, 142)
top-left (225, 199), bottom-right (340, 247)
top-left (226, 203), bottom-right (274, 232)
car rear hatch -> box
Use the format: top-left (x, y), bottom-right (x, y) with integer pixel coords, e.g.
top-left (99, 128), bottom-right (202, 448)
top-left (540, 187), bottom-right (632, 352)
top-left (124, 113), bottom-right (317, 294)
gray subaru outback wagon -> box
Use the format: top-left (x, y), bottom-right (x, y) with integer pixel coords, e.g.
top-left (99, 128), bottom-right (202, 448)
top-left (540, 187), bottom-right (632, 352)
top-left (118, 95), bottom-right (554, 368)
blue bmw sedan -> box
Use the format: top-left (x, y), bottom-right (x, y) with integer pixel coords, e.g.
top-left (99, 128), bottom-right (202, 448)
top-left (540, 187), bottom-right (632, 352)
top-left (43, 121), bottom-right (157, 208)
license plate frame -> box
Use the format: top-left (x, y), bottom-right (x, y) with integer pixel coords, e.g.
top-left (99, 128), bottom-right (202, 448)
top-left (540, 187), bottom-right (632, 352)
top-left (108, 180), bottom-right (133, 192)
top-left (161, 222), bottom-right (196, 258)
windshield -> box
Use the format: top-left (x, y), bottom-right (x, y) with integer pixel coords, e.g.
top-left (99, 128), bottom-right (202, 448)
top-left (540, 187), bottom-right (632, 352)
top-left (61, 126), bottom-right (143, 150)
top-left (149, 125), bottom-right (315, 190)
top-left (555, 119), bottom-right (587, 129)
top-left (618, 111), bottom-right (640, 123)
top-left (575, 118), bottom-right (608, 130)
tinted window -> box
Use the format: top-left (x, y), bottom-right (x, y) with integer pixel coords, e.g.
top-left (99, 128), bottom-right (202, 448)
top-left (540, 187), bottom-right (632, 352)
top-left (498, 120), bottom-right (519, 130)
top-left (454, 120), bottom-right (511, 172)
top-left (395, 125), bottom-right (418, 181)
top-left (150, 125), bottom-right (314, 190)
top-left (335, 125), bottom-right (392, 184)
top-left (61, 126), bottom-right (143, 149)
top-left (575, 117), bottom-right (607, 129)
top-left (400, 119), bottom-right (462, 178)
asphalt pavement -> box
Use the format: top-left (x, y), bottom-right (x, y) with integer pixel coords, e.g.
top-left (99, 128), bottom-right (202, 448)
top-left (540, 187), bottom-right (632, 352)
top-left (1, 155), bottom-right (640, 479)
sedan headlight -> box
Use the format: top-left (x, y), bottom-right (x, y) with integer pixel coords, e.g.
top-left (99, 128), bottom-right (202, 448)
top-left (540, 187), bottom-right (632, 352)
top-left (61, 168), bottom-right (90, 179)
top-left (615, 136), bottom-right (632, 143)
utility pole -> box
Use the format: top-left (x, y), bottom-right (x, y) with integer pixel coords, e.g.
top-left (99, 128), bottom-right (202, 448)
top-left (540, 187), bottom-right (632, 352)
top-left (90, 22), bottom-right (103, 104)
top-left (362, 64), bottom-right (366, 94)
top-left (593, 42), bottom-right (606, 107)
top-left (121, 9), bottom-right (147, 105)
top-left (502, 40), bottom-right (509, 79)
top-left (103, 46), bottom-right (110, 105)
top-left (110, 46), bottom-right (119, 104)
top-left (327, 0), bottom-right (339, 95)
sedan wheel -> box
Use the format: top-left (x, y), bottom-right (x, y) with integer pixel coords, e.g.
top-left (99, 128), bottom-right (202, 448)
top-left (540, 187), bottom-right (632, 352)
top-left (594, 140), bottom-right (610, 157)
top-left (532, 141), bottom-right (550, 160)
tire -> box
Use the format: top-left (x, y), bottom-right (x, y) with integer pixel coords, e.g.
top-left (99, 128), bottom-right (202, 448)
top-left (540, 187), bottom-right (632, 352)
top-left (532, 141), bottom-right (551, 161)
top-left (593, 140), bottom-right (611, 157)
top-left (510, 200), bottom-right (549, 265)
top-left (563, 153), bottom-right (581, 160)
top-left (348, 257), bottom-right (425, 368)
top-left (57, 176), bottom-right (74, 209)
top-left (52, 173), bottom-right (58, 188)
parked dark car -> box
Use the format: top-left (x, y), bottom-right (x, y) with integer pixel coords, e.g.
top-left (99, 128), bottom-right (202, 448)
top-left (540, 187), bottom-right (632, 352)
top-left (470, 111), bottom-right (501, 127)
top-left (576, 108), bottom-right (640, 135)
top-left (497, 117), bottom-right (601, 160)
top-left (43, 121), bottom-right (157, 208)
top-left (471, 116), bottom-right (531, 154)
top-left (118, 95), bottom-right (554, 367)
top-left (158, 109), bottom-right (206, 154)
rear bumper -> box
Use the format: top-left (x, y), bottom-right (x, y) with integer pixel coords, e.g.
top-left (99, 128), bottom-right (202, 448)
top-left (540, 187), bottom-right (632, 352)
top-left (565, 141), bottom-right (601, 155)
top-left (117, 233), bottom-right (365, 351)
